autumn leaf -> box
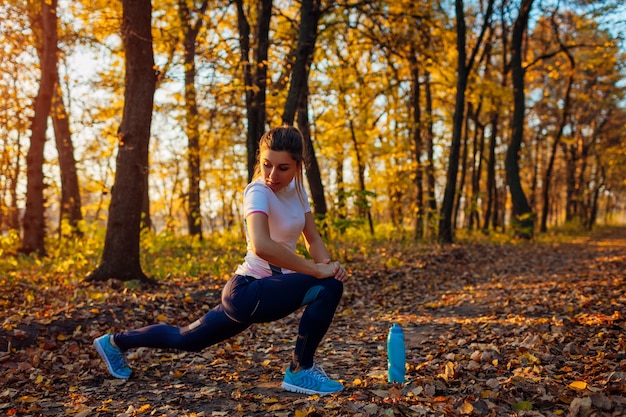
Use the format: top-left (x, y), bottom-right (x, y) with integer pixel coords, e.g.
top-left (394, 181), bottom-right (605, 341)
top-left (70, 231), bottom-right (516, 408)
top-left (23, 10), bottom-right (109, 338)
top-left (512, 401), bottom-right (533, 411)
top-left (17, 396), bottom-right (38, 403)
top-left (569, 381), bottom-right (588, 390)
top-left (458, 401), bottom-right (474, 414)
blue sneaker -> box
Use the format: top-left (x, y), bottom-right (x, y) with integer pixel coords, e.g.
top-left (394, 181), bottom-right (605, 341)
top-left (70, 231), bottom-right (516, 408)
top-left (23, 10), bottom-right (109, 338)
top-left (282, 363), bottom-right (343, 395)
top-left (93, 335), bottom-right (132, 379)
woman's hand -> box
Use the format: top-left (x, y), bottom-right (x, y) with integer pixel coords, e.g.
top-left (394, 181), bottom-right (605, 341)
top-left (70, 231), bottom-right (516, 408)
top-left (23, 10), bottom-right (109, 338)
top-left (317, 259), bottom-right (348, 282)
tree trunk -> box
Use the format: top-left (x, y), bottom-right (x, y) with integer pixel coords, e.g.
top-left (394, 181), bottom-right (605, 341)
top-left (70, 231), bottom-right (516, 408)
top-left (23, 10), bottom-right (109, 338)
top-left (483, 107), bottom-right (498, 233)
top-left (454, 103), bottom-right (471, 230)
top-left (505, 0), bottom-right (534, 239)
top-left (586, 161), bottom-right (603, 230)
top-left (469, 107), bottom-right (485, 230)
top-left (335, 157), bottom-right (346, 233)
top-left (236, 0), bottom-right (272, 182)
top-left (282, 0), bottom-right (321, 125)
top-left (563, 141), bottom-right (577, 222)
top-left (179, 0), bottom-right (209, 238)
top-left (86, 0), bottom-right (156, 283)
top-left (51, 72), bottom-right (83, 236)
top-left (8, 137), bottom-right (22, 231)
top-left (484, 4), bottom-right (508, 233)
top-left (297, 84), bottom-right (327, 217)
top-left (439, 0), bottom-right (494, 243)
top-left (438, 0), bottom-right (468, 243)
top-left (424, 71), bottom-right (437, 237)
top-left (349, 119), bottom-right (374, 235)
top-left (281, 0), bottom-right (327, 217)
top-left (409, 51), bottom-right (424, 240)
top-left (21, 0), bottom-right (58, 256)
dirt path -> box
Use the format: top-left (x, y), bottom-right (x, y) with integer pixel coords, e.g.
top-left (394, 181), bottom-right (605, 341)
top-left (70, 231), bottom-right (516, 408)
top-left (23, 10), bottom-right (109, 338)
top-left (1, 227), bottom-right (624, 416)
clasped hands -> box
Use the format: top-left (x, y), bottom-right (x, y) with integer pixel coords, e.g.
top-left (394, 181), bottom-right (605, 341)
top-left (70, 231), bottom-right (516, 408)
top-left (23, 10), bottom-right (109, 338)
top-left (316, 259), bottom-right (348, 282)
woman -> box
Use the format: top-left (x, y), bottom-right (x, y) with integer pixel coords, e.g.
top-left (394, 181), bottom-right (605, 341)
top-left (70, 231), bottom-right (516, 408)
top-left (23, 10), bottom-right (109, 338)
top-left (94, 125), bottom-right (347, 395)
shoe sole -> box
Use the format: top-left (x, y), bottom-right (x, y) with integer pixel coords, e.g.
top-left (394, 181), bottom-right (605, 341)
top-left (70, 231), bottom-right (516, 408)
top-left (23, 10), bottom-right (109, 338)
top-left (93, 338), bottom-right (131, 379)
top-left (281, 381), bottom-right (342, 396)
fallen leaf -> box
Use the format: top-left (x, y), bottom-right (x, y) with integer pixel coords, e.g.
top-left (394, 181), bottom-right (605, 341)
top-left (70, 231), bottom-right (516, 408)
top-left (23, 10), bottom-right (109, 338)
top-left (568, 380), bottom-right (587, 390)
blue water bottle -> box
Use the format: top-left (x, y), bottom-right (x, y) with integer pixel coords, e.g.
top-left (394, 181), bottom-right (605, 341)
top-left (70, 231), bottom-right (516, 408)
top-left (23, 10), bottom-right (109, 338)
top-left (387, 323), bottom-right (406, 383)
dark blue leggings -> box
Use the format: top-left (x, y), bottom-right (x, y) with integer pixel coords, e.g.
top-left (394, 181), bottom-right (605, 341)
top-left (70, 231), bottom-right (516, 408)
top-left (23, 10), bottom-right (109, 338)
top-left (113, 274), bottom-right (343, 369)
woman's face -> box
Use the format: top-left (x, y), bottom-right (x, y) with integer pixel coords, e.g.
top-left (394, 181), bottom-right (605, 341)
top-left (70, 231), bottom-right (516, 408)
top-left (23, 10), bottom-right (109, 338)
top-left (260, 149), bottom-right (299, 193)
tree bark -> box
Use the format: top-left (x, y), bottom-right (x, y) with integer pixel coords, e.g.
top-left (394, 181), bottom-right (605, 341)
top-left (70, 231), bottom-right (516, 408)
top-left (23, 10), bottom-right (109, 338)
top-left (21, 0), bottom-right (58, 256)
top-left (424, 71), bottom-right (437, 235)
top-left (468, 104), bottom-right (485, 230)
top-left (454, 103), bottom-right (471, 230)
top-left (179, 0), bottom-right (209, 238)
top-left (86, 0), bottom-right (156, 282)
top-left (297, 84), bottom-right (327, 217)
top-left (483, 106), bottom-right (499, 233)
top-left (51, 72), bottom-right (83, 236)
top-left (236, 0), bottom-right (272, 182)
top-left (282, 0), bottom-right (321, 125)
top-left (505, 0), bottom-right (534, 239)
top-left (408, 50), bottom-right (424, 240)
top-left (349, 119), bottom-right (374, 235)
top-left (282, 0), bottom-right (327, 218)
top-left (438, 0), bottom-right (467, 243)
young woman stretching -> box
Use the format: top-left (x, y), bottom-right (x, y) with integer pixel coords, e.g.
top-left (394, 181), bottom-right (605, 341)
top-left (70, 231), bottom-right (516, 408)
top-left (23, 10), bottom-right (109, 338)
top-left (94, 125), bottom-right (347, 395)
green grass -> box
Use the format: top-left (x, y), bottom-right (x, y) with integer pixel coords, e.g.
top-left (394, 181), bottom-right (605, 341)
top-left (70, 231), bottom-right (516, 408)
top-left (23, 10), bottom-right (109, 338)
top-left (0, 220), bottom-right (608, 286)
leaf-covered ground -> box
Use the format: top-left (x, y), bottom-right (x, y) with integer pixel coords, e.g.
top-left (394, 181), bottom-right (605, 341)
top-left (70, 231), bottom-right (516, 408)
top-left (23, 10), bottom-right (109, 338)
top-left (1, 227), bottom-right (625, 417)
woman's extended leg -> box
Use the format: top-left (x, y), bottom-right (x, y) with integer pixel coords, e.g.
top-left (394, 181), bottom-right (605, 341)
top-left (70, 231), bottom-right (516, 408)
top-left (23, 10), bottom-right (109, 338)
top-left (113, 304), bottom-right (250, 352)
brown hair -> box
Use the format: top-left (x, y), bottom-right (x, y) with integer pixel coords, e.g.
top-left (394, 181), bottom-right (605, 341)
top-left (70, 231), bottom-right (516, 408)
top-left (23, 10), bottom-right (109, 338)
top-left (252, 125), bottom-right (306, 202)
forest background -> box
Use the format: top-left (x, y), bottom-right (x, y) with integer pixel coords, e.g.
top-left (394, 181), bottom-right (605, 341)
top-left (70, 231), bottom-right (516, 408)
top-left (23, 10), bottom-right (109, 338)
top-left (1, 1), bottom-right (626, 416)
top-left (1, 0), bottom-right (625, 264)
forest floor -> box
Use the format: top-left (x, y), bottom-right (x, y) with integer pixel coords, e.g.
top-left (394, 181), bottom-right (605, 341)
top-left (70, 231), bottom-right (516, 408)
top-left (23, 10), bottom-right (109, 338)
top-left (1, 227), bottom-right (625, 417)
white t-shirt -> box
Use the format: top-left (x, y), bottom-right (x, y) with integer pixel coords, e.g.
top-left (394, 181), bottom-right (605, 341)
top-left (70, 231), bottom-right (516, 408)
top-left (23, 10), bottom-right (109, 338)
top-left (235, 179), bottom-right (311, 278)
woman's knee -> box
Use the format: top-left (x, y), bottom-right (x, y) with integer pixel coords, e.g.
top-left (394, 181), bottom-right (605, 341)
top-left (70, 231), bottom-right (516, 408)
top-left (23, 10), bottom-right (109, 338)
top-left (320, 278), bottom-right (343, 304)
top-left (327, 277), bottom-right (343, 296)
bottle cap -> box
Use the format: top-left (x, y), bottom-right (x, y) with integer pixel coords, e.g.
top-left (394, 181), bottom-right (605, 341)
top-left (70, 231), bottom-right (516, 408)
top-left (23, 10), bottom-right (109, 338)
top-left (391, 323), bottom-right (402, 332)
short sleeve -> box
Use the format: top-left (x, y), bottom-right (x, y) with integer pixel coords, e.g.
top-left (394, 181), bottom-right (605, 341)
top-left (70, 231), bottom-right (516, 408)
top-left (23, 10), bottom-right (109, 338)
top-left (242, 181), bottom-right (270, 218)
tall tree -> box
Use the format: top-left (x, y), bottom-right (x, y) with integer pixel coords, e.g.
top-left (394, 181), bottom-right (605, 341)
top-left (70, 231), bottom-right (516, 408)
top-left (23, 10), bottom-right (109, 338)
top-left (438, 0), bottom-right (495, 243)
top-left (505, 0), bottom-right (534, 239)
top-left (26, 0), bottom-right (83, 238)
top-left (235, 0), bottom-right (272, 182)
top-left (21, 0), bottom-right (58, 256)
top-left (178, 0), bottom-right (209, 238)
top-left (86, 0), bottom-right (157, 282)
top-left (51, 70), bottom-right (83, 236)
top-left (424, 71), bottom-right (438, 237)
top-left (408, 49), bottom-right (424, 239)
top-left (482, 3), bottom-right (509, 233)
top-left (281, 0), bottom-right (327, 217)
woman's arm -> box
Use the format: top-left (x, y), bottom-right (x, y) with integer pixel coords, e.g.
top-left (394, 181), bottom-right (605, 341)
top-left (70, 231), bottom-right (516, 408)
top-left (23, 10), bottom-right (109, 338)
top-left (302, 212), bottom-right (348, 282)
top-left (301, 212), bottom-right (331, 262)
top-left (246, 212), bottom-right (336, 279)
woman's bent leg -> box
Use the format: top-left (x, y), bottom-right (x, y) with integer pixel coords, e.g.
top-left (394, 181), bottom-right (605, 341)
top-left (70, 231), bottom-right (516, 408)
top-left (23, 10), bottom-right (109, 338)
top-left (250, 274), bottom-right (343, 369)
top-left (293, 278), bottom-right (343, 368)
top-left (114, 304), bottom-right (250, 352)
